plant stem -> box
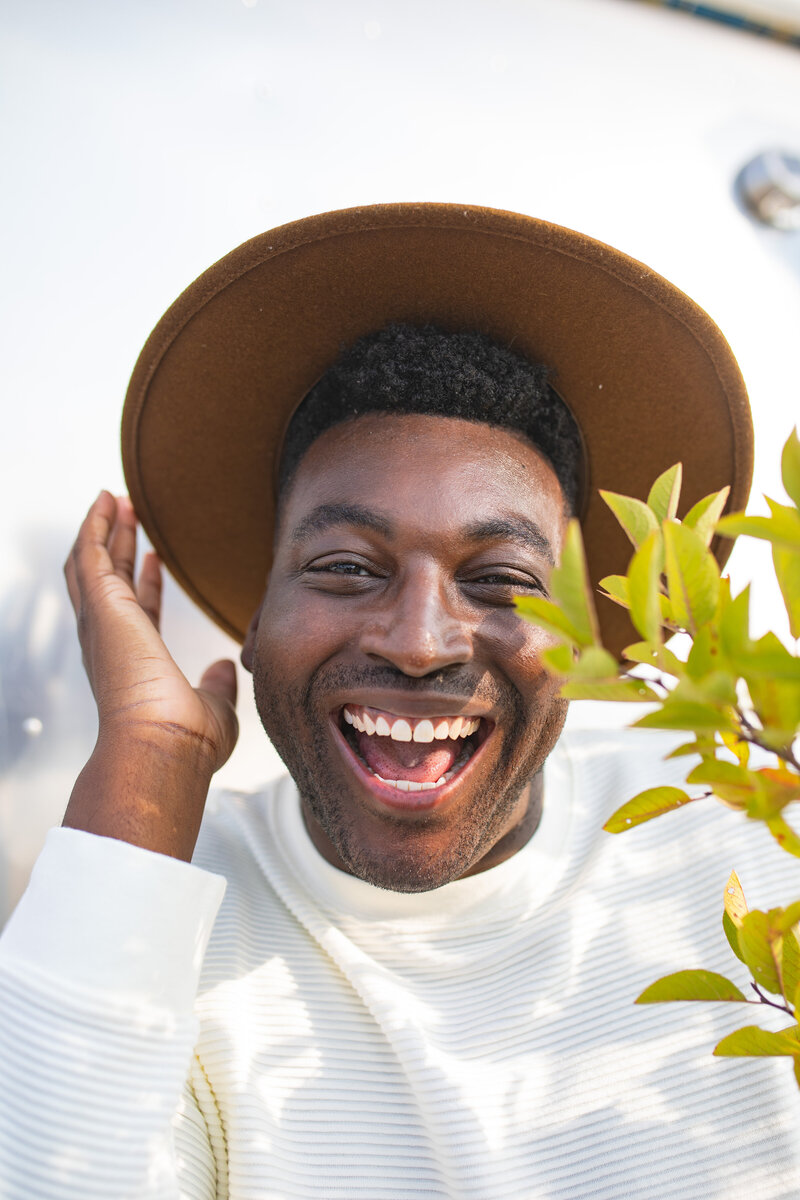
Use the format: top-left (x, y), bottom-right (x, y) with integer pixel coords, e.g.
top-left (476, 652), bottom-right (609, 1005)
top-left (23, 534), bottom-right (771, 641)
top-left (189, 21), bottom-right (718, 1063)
top-left (751, 982), bottom-right (795, 1017)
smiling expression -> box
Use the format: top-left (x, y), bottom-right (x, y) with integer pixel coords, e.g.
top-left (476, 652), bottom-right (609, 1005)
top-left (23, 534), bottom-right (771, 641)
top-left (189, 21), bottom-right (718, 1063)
top-left (242, 413), bottom-right (569, 892)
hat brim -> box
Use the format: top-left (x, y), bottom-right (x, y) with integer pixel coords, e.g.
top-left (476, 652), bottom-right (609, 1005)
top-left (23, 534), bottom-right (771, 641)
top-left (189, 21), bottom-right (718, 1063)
top-left (122, 202), bottom-right (752, 659)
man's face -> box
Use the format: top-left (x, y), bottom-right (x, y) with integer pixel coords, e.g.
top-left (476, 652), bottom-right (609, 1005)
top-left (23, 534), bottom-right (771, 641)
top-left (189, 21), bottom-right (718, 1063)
top-left (243, 413), bottom-right (569, 892)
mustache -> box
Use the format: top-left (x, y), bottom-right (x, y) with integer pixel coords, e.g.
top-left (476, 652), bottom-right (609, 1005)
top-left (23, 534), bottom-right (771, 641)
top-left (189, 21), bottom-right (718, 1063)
top-left (302, 662), bottom-right (513, 712)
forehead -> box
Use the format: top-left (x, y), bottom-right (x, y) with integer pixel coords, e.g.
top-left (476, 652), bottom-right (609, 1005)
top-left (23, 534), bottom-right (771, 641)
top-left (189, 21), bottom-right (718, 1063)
top-left (279, 413), bottom-right (567, 535)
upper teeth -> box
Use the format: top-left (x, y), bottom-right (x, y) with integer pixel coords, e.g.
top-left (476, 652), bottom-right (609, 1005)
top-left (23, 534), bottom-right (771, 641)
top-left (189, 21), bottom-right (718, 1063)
top-left (343, 706), bottom-right (480, 742)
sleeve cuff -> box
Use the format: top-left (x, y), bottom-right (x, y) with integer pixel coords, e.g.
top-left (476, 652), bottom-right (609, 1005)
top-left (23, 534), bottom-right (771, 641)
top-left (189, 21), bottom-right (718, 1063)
top-left (0, 826), bottom-right (226, 1011)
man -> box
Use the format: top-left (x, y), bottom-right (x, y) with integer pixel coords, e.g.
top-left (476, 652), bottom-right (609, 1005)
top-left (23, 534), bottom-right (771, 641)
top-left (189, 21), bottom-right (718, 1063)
top-left (1, 204), bottom-right (798, 1198)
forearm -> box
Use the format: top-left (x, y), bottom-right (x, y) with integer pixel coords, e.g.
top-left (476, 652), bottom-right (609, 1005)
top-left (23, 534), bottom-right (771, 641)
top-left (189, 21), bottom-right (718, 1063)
top-left (63, 730), bottom-right (216, 862)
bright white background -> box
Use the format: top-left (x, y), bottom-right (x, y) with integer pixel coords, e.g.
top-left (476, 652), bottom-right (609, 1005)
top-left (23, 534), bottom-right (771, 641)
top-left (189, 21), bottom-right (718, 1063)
top-left (2, 0), bottom-right (799, 921)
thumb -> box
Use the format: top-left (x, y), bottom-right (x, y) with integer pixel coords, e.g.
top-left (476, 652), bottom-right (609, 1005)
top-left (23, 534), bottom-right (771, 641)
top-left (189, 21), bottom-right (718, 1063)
top-left (199, 658), bottom-right (238, 707)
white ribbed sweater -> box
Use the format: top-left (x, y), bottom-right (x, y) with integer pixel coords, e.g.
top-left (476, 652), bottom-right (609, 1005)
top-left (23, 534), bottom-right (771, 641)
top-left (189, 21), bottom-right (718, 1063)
top-left (1, 729), bottom-right (799, 1199)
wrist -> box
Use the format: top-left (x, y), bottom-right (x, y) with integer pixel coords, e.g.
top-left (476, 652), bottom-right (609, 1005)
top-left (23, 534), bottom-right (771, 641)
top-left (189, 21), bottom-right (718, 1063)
top-left (62, 727), bottom-right (215, 862)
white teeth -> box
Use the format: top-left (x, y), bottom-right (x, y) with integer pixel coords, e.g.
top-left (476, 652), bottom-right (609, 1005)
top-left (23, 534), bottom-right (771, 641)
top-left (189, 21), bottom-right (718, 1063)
top-left (343, 706), bottom-right (483, 741)
top-left (375, 776), bottom-right (439, 791)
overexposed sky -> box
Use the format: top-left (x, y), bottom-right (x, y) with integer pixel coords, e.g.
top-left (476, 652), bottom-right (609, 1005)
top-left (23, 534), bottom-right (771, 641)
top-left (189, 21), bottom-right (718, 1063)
top-left (2, 0), bottom-right (799, 913)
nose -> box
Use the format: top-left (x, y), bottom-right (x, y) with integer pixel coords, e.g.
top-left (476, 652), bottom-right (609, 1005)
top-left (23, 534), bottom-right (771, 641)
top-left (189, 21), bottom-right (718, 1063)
top-left (358, 565), bottom-right (473, 677)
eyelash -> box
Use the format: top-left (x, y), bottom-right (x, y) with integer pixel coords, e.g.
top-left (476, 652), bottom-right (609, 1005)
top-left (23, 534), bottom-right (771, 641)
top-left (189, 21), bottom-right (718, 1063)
top-left (306, 561), bottom-right (545, 594)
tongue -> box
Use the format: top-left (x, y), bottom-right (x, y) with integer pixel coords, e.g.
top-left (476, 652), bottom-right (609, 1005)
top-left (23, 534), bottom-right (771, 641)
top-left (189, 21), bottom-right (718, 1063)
top-left (358, 732), bottom-right (461, 783)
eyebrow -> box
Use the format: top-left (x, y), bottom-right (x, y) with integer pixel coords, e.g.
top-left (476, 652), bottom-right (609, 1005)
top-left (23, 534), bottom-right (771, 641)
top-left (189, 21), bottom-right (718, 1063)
top-left (462, 517), bottom-right (556, 565)
top-left (291, 504), bottom-right (555, 563)
top-left (290, 503), bottom-right (393, 544)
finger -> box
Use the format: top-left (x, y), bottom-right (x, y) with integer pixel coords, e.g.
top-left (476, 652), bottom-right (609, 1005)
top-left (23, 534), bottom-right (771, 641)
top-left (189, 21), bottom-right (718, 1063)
top-left (107, 495), bottom-right (138, 589)
top-left (64, 490), bottom-right (118, 614)
top-left (199, 659), bottom-right (238, 708)
top-left (137, 552), bottom-right (163, 631)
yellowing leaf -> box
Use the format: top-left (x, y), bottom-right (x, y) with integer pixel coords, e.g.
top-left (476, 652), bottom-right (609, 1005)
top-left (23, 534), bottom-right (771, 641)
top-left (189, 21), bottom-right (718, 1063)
top-left (663, 520), bottom-right (720, 633)
top-left (636, 969), bottom-right (746, 1004)
top-left (766, 816), bottom-right (800, 860)
top-left (628, 529), bottom-right (665, 644)
top-left (647, 463), bottom-right (683, 523)
top-left (781, 428), bottom-right (800, 509)
top-left (603, 786), bottom-right (695, 833)
top-left (548, 520), bottom-right (600, 647)
top-left (723, 869), bottom-right (748, 926)
top-left (714, 1025), bottom-right (800, 1057)
top-left (599, 491), bottom-right (659, 550)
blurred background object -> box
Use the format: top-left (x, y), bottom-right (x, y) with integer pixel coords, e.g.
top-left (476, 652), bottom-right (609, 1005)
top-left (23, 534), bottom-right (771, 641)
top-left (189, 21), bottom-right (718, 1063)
top-left (631, 0), bottom-right (800, 45)
top-left (2, 0), bottom-right (799, 924)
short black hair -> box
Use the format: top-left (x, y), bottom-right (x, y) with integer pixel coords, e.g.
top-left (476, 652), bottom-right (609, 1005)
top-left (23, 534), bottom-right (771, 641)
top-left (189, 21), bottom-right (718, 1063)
top-left (278, 323), bottom-right (583, 513)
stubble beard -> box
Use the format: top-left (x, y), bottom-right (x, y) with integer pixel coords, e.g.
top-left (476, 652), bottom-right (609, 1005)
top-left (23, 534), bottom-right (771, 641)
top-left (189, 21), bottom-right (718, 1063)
top-left (252, 661), bottom-right (567, 893)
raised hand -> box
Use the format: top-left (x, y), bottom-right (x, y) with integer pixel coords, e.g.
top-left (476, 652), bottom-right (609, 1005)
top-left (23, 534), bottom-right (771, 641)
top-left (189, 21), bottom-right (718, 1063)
top-left (62, 491), bottom-right (239, 860)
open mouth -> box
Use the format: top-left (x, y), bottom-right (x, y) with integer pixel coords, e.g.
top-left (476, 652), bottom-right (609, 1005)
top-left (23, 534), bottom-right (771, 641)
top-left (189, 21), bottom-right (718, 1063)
top-left (336, 704), bottom-right (493, 799)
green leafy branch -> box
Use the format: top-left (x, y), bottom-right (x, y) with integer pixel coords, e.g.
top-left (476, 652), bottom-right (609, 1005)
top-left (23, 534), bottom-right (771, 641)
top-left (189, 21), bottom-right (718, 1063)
top-left (517, 429), bottom-right (800, 1081)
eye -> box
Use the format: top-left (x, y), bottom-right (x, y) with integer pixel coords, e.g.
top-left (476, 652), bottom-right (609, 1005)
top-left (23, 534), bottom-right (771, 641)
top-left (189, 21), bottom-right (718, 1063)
top-left (302, 555), bottom-right (386, 592)
top-left (462, 568), bottom-right (548, 603)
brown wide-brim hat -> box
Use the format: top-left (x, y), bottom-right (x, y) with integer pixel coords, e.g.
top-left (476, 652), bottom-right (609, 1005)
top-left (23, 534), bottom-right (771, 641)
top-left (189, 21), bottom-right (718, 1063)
top-left (122, 202), bottom-right (753, 658)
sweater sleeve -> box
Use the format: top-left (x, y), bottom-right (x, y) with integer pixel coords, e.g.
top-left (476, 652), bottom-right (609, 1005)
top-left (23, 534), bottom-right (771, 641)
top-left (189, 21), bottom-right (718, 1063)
top-left (0, 827), bottom-right (226, 1200)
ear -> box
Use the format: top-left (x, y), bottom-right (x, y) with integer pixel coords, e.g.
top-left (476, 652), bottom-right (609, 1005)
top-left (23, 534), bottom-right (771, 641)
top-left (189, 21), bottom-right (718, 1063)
top-left (240, 598), bottom-right (264, 673)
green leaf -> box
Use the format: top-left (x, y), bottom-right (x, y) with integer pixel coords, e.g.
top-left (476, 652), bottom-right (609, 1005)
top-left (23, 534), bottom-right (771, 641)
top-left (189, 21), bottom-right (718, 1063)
top-left (738, 910), bottom-right (783, 994)
top-left (560, 679), bottom-right (659, 703)
top-left (647, 463), bottom-right (683, 523)
top-left (714, 1025), bottom-right (800, 1057)
top-left (636, 969), bottom-right (746, 1004)
top-left (627, 530), bottom-right (665, 644)
top-left (781, 428), bottom-right (800, 509)
top-left (719, 584), bottom-right (752, 661)
top-left (718, 505), bottom-right (800, 551)
top-left (623, 641), bottom-right (685, 677)
top-left (663, 520), bottom-right (720, 633)
top-left (683, 486), bottom-right (731, 547)
top-left (548, 520), bottom-right (600, 647)
top-left (515, 596), bottom-right (580, 646)
top-left (664, 737), bottom-right (717, 761)
top-left (603, 786), bottom-right (695, 832)
top-left (782, 930), bottom-right (800, 1005)
top-left (539, 643), bottom-right (575, 675)
top-left (599, 491), bottom-right (660, 550)
top-left (773, 545), bottom-right (800, 639)
top-left (570, 646), bottom-right (620, 679)
top-left (633, 699), bottom-right (738, 734)
top-left (598, 574), bottom-right (630, 608)
top-left (687, 760), bottom-right (756, 810)
top-left (723, 911), bottom-right (747, 964)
